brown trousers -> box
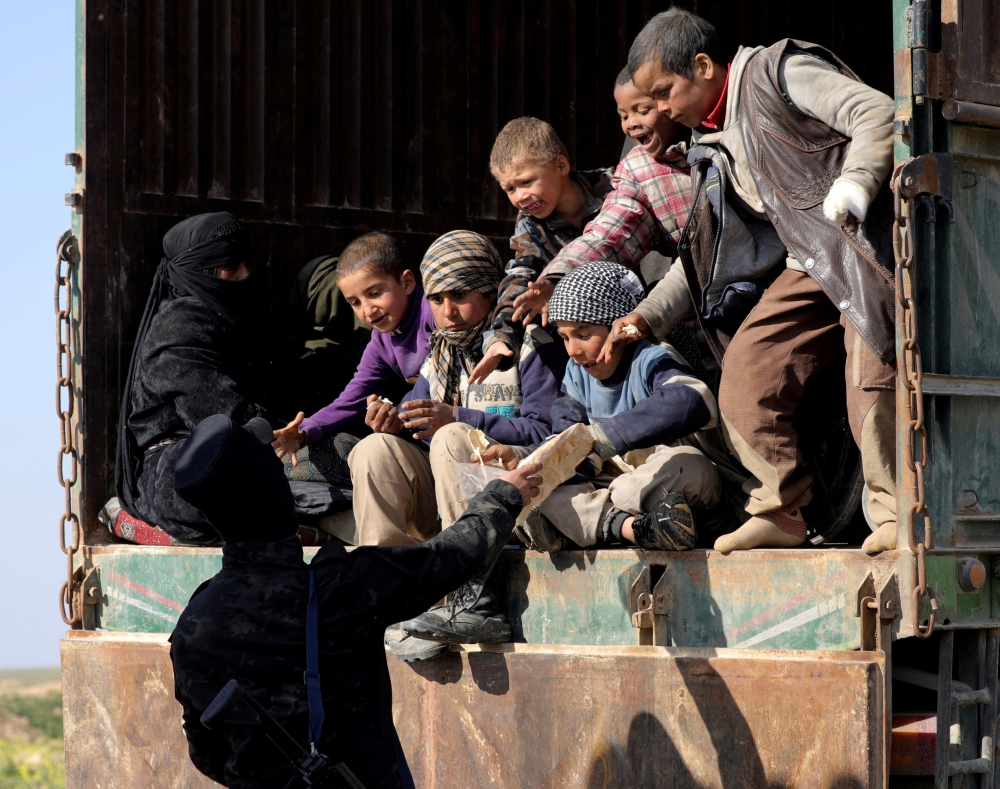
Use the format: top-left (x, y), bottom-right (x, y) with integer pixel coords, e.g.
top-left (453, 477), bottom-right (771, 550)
top-left (717, 268), bottom-right (897, 528)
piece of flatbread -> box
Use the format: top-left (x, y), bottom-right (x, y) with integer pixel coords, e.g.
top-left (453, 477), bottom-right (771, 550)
top-left (514, 423), bottom-right (594, 523)
top-left (467, 428), bottom-right (506, 470)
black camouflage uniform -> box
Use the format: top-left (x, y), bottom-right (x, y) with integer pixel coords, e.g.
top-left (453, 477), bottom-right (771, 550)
top-left (169, 414), bottom-right (523, 789)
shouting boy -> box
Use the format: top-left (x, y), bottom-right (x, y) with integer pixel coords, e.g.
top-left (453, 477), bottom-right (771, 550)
top-left (616, 10), bottom-right (898, 554)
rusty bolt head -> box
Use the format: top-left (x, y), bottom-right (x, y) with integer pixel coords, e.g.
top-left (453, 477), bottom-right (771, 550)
top-left (88, 587), bottom-right (101, 599)
top-left (885, 600), bottom-right (895, 611)
top-left (958, 558), bottom-right (987, 592)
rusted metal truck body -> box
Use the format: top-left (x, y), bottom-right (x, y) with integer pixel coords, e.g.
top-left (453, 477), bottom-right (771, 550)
top-left (57, 1), bottom-right (1000, 786)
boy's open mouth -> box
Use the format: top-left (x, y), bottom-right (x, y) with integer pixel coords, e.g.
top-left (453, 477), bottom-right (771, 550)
top-left (633, 132), bottom-right (655, 148)
top-left (522, 199), bottom-right (543, 213)
top-left (370, 314), bottom-right (390, 327)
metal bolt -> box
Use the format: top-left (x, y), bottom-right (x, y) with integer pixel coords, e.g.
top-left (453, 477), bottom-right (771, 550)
top-left (88, 587), bottom-right (101, 599)
top-left (885, 600), bottom-right (895, 611)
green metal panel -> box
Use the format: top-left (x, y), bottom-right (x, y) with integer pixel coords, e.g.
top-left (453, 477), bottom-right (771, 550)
top-left (85, 545), bottom-right (966, 650)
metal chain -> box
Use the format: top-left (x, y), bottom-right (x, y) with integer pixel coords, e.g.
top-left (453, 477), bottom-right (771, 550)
top-left (56, 230), bottom-right (81, 627)
top-left (891, 167), bottom-right (937, 639)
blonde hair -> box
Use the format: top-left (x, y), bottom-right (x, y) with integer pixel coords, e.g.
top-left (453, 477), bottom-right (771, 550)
top-left (489, 117), bottom-right (570, 178)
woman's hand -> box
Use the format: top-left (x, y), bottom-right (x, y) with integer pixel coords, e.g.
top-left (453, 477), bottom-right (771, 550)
top-left (471, 444), bottom-right (519, 470)
top-left (272, 412), bottom-right (306, 466)
top-left (365, 395), bottom-right (403, 434)
top-left (400, 399), bottom-right (457, 440)
top-left (597, 313), bottom-right (650, 365)
top-left (512, 279), bottom-right (556, 326)
top-left (468, 341), bottom-right (514, 385)
top-left (498, 462), bottom-right (544, 507)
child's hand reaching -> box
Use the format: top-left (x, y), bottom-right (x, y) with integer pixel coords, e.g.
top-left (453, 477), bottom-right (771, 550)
top-left (400, 399), bottom-right (457, 440)
top-left (365, 395), bottom-right (404, 434)
top-left (512, 278), bottom-right (556, 326)
top-left (597, 313), bottom-right (650, 365)
top-left (468, 341), bottom-right (514, 385)
top-left (272, 412), bottom-right (306, 466)
top-left (471, 444), bottom-right (519, 470)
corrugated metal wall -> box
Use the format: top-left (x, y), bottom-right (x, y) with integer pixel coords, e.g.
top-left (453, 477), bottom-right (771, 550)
top-left (77, 0), bottom-right (893, 539)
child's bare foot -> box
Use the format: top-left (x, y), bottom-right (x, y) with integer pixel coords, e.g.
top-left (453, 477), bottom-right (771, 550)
top-left (862, 522), bottom-right (897, 555)
top-left (714, 508), bottom-right (807, 554)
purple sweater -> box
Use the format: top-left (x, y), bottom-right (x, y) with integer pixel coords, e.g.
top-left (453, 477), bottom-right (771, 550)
top-left (300, 294), bottom-right (436, 445)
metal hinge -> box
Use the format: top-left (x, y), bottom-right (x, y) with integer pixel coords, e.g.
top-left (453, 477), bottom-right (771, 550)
top-left (856, 572), bottom-right (900, 652)
top-left (907, 0), bottom-right (941, 104)
top-left (629, 566), bottom-right (670, 646)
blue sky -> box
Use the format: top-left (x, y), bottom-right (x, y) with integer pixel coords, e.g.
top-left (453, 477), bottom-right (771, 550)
top-left (0, 0), bottom-right (75, 667)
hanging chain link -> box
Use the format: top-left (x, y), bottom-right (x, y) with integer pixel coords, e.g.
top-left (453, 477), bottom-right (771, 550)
top-left (891, 166), bottom-right (937, 639)
top-left (56, 230), bottom-right (82, 627)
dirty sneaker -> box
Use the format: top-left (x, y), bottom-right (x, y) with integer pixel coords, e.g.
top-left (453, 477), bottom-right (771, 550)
top-left (514, 509), bottom-right (569, 553)
top-left (630, 492), bottom-right (697, 551)
top-left (384, 623), bottom-right (448, 662)
top-left (401, 581), bottom-right (511, 644)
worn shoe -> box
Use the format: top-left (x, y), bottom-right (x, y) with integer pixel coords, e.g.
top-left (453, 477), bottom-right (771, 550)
top-left (401, 581), bottom-right (511, 644)
top-left (862, 522), bottom-right (897, 555)
top-left (630, 492), bottom-right (697, 551)
top-left (384, 623), bottom-right (448, 662)
top-left (514, 509), bottom-right (569, 553)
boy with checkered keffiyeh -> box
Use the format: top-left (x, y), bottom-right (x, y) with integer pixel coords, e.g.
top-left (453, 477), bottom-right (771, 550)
top-left (480, 262), bottom-right (739, 552)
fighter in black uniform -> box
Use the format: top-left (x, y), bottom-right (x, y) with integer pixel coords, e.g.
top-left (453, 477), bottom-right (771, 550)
top-left (168, 413), bottom-right (541, 789)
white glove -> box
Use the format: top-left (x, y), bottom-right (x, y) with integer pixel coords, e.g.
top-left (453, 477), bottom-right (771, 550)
top-left (822, 178), bottom-right (870, 226)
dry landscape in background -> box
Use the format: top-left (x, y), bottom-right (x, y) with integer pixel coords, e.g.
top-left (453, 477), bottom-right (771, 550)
top-left (0, 668), bottom-right (65, 788)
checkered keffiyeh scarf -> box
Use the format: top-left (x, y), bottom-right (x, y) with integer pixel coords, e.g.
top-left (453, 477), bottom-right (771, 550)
top-left (420, 231), bottom-right (505, 405)
top-left (548, 261), bottom-right (644, 325)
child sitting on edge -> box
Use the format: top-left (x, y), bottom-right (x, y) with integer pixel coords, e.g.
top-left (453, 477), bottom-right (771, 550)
top-left (468, 116), bottom-right (614, 383)
top-left (271, 232), bottom-right (433, 472)
top-left (348, 230), bottom-right (566, 660)
top-left (481, 262), bottom-right (726, 551)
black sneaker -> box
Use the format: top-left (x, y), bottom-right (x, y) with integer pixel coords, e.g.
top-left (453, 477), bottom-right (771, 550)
top-left (401, 581), bottom-right (511, 644)
top-left (631, 492), bottom-right (697, 551)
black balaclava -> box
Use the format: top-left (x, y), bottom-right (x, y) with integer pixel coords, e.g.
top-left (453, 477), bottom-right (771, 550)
top-left (174, 414), bottom-right (298, 544)
top-left (115, 212), bottom-right (255, 514)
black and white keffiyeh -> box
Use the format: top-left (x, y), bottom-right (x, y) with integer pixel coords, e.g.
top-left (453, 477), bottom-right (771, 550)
top-left (548, 261), bottom-right (644, 325)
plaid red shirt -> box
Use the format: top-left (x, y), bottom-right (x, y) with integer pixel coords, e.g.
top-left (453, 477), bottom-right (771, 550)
top-left (540, 143), bottom-right (693, 280)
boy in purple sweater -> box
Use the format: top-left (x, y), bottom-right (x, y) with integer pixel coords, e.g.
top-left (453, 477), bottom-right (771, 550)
top-left (349, 229), bottom-right (565, 659)
top-left (272, 232), bottom-right (434, 470)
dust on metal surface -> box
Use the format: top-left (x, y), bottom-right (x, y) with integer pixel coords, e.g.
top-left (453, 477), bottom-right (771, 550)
top-left (390, 643), bottom-right (883, 789)
top-left (61, 633), bottom-right (217, 789)
top-left (88, 544), bottom-right (925, 653)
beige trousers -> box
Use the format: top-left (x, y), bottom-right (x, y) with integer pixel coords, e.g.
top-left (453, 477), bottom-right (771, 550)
top-left (348, 423), bottom-right (489, 546)
top-left (537, 445), bottom-right (722, 547)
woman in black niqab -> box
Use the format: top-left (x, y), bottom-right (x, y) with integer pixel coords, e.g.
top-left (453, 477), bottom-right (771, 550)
top-left (113, 212), bottom-right (267, 544)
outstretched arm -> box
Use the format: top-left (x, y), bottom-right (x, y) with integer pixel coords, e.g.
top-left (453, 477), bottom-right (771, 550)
top-left (343, 467), bottom-right (542, 628)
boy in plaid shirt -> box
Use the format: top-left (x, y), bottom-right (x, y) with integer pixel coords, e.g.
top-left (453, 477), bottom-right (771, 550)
top-left (511, 67), bottom-right (693, 328)
top-left (469, 117), bottom-right (613, 383)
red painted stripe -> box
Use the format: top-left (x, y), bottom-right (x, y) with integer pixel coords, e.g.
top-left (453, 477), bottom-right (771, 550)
top-left (106, 570), bottom-right (185, 612)
top-left (711, 567), bottom-right (849, 647)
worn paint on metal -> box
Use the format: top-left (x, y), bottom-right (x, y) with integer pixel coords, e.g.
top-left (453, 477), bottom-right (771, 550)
top-left (390, 642), bottom-right (884, 788)
top-left (87, 544), bottom-right (931, 651)
top-left (62, 632), bottom-right (885, 789)
top-left (61, 632), bottom-right (217, 789)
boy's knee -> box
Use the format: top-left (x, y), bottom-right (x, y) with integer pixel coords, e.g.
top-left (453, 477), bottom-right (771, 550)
top-left (349, 432), bottom-right (404, 476)
top-left (429, 422), bottom-right (475, 461)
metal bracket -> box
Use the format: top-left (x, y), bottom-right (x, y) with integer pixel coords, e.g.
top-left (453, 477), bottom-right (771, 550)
top-left (81, 566), bottom-right (103, 629)
top-left (629, 566), bottom-right (670, 646)
top-left (855, 573), bottom-right (900, 652)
